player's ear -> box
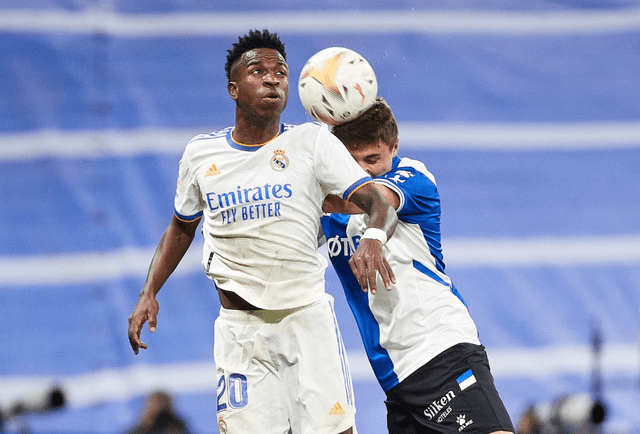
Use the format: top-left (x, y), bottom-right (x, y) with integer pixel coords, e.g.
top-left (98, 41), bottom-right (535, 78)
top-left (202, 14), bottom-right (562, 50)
top-left (392, 137), bottom-right (399, 156)
top-left (228, 81), bottom-right (238, 101)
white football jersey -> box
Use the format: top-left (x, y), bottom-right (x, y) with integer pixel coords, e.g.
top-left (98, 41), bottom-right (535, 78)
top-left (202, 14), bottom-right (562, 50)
top-left (175, 122), bottom-right (372, 310)
top-left (322, 156), bottom-right (481, 391)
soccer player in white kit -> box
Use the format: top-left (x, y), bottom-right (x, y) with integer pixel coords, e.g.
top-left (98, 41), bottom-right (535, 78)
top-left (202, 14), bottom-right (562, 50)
top-left (127, 30), bottom-right (398, 434)
top-left (321, 98), bottom-right (514, 434)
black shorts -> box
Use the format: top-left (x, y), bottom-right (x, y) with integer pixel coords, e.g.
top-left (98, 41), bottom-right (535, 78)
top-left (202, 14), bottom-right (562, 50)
top-left (384, 343), bottom-right (514, 434)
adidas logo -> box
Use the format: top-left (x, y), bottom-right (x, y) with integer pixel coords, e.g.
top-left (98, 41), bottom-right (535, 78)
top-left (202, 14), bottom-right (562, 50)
top-left (204, 164), bottom-right (221, 177)
top-left (329, 402), bottom-right (345, 415)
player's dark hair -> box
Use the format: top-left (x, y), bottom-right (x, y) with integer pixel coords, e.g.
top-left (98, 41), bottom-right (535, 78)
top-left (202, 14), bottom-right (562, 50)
top-left (331, 97), bottom-right (398, 150)
top-left (225, 29), bottom-right (287, 81)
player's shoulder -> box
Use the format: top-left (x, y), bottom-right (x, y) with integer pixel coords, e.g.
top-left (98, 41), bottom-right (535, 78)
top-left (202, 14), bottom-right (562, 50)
top-left (279, 122), bottom-right (338, 151)
top-left (281, 121), bottom-right (326, 136)
top-left (187, 126), bottom-right (232, 146)
top-left (182, 126), bottom-right (232, 155)
top-left (391, 156), bottom-right (437, 186)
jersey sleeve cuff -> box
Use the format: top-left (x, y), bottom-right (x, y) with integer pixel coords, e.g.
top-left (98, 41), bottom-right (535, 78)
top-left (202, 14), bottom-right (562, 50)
top-left (174, 208), bottom-right (203, 222)
top-left (343, 177), bottom-right (373, 201)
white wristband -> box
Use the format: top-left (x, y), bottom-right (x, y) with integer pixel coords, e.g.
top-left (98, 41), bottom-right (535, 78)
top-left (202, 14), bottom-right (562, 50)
top-left (361, 228), bottom-right (388, 246)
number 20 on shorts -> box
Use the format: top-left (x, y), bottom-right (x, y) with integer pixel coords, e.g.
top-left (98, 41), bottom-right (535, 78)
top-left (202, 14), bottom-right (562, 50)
top-left (217, 373), bottom-right (248, 412)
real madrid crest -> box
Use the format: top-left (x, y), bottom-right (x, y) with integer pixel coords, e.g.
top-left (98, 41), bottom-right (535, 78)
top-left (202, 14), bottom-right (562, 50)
top-left (218, 415), bottom-right (227, 434)
top-left (270, 148), bottom-right (289, 171)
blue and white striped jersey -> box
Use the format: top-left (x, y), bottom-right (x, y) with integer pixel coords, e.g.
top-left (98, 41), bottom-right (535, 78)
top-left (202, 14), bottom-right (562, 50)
top-left (321, 155), bottom-right (480, 391)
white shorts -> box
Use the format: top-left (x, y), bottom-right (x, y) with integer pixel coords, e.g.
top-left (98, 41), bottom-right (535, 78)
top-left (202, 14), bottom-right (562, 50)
top-left (214, 293), bottom-right (356, 434)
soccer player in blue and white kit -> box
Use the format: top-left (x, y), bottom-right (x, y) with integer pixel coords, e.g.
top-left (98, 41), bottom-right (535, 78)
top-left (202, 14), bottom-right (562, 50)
top-left (321, 98), bottom-right (514, 434)
top-left (127, 30), bottom-right (398, 434)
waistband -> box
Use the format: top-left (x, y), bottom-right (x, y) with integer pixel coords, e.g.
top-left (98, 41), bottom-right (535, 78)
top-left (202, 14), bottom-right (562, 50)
top-left (219, 294), bottom-right (328, 324)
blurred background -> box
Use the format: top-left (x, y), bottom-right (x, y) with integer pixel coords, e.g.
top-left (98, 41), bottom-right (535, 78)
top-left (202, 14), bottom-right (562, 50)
top-left (1, 1), bottom-right (639, 433)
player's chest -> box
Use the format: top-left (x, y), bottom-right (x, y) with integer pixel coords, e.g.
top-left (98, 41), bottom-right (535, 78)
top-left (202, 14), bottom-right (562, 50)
top-left (194, 145), bottom-right (304, 188)
top-left (194, 145), bottom-right (316, 215)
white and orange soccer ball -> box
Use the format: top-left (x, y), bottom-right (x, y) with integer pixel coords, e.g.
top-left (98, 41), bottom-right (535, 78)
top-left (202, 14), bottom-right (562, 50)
top-left (298, 47), bottom-right (378, 126)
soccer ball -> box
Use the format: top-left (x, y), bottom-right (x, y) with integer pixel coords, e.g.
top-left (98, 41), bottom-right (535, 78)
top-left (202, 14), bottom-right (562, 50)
top-left (298, 47), bottom-right (378, 126)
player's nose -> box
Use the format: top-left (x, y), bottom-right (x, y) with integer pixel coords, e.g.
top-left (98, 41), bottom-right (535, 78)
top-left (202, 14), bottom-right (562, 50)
top-left (263, 71), bottom-right (279, 84)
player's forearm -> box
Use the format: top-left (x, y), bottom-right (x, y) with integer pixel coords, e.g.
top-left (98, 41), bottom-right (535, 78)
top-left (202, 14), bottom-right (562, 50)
top-left (349, 183), bottom-right (397, 238)
top-left (368, 200), bottom-right (397, 239)
top-left (322, 194), bottom-right (364, 214)
top-left (140, 215), bottom-right (199, 297)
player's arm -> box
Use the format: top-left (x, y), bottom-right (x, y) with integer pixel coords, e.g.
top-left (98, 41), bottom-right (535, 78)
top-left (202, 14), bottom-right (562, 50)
top-left (323, 184), bottom-right (400, 214)
top-left (322, 194), bottom-right (363, 214)
top-left (128, 214), bottom-right (201, 354)
top-left (347, 182), bottom-right (398, 294)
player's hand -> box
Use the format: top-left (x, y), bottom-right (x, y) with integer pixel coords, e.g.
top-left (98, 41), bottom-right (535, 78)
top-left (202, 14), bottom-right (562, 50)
top-left (128, 292), bottom-right (159, 355)
top-left (349, 238), bottom-right (395, 294)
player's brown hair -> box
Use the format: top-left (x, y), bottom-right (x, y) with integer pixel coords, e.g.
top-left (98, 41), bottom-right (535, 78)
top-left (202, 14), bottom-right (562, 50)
top-left (331, 97), bottom-right (398, 150)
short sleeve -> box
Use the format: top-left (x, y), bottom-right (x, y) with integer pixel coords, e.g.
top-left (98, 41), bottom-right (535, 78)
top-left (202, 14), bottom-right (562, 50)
top-left (313, 124), bottom-right (372, 199)
top-left (378, 162), bottom-right (439, 221)
top-left (174, 152), bottom-right (204, 221)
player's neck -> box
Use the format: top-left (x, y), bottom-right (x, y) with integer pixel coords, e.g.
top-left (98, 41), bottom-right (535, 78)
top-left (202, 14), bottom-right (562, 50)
top-left (233, 116), bottom-right (281, 146)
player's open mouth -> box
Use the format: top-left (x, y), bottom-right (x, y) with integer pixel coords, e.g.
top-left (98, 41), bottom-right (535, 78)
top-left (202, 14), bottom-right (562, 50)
top-left (264, 91), bottom-right (282, 101)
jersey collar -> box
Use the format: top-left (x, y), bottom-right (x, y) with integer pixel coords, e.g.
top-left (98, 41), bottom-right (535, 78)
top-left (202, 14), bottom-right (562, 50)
top-left (391, 155), bottom-right (402, 169)
top-left (226, 123), bottom-right (285, 151)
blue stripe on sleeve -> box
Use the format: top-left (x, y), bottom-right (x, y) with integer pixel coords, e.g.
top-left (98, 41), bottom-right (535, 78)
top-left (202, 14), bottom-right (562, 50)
top-left (342, 177), bottom-right (373, 201)
top-left (174, 208), bottom-right (203, 222)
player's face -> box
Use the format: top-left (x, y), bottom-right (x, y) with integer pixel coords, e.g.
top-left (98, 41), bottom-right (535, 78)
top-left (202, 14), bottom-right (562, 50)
top-left (228, 48), bottom-right (289, 119)
top-left (348, 139), bottom-right (398, 178)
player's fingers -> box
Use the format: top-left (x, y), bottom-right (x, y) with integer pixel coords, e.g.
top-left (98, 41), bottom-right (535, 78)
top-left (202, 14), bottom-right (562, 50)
top-left (366, 263), bottom-right (378, 295)
top-left (128, 314), bottom-right (146, 355)
top-left (148, 314), bottom-right (157, 333)
top-left (128, 327), bottom-right (142, 355)
top-left (348, 258), bottom-right (369, 293)
top-left (378, 256), bottom-right (396, 291)
top-left (376, 265), bottom-right (391, 291)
